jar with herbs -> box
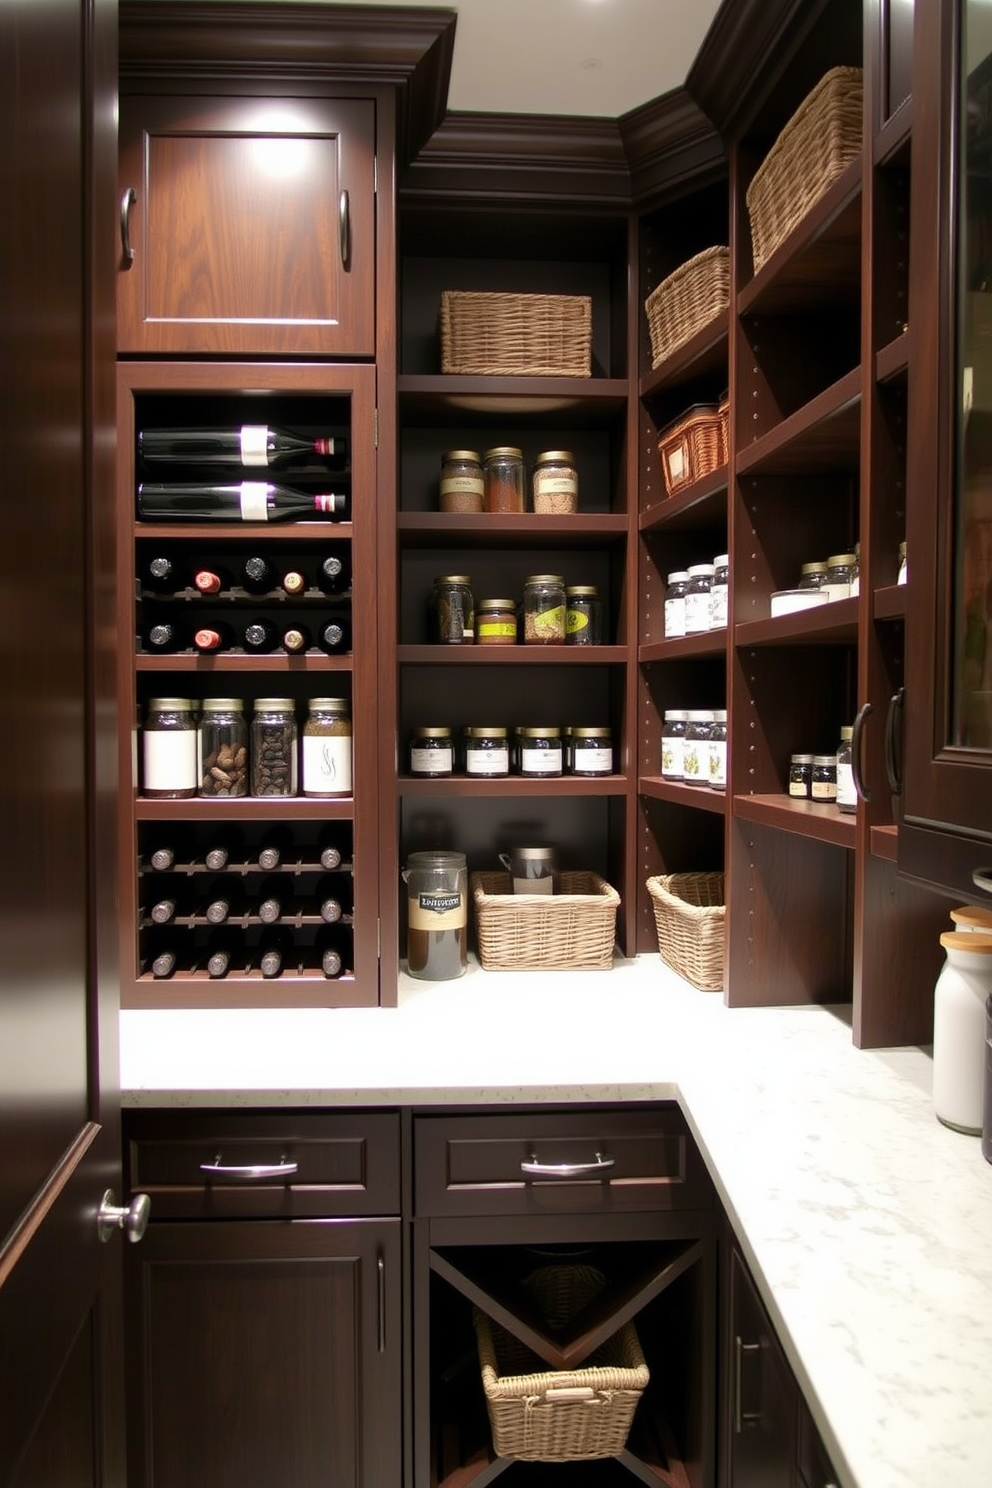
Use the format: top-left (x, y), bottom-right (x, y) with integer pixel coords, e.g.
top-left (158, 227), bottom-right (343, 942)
top-left (302, 697), bottom-right (352, 798)
top-left (788, 753), bottom-right (813, 799)
top-left (464, 726), bottom-right (510, 777)
top-left (523, 574), bottom-right (566, 644)
top-left (409, 726), bottom-right (454, 778)
top-left (798, 562), bottom-right (827, 591)
top-left (661, 709), bottom-right (688, 779)
top-left (143, 697), bottom-right (197, 799)
top-left (475, 597), bottom-right (517, 646)
top-left (565, 585), bottom-right (603, 645)
top-left (707, 709), bottom-right (727, 790)
top-left (684, 564), bottom-right (715, 634)
top-left (483, 446), bottom-right (524, 513)
top-left (532, 450), bottom-right (578, 513)
top-left (682, 710), bottom-right (714, 785)
top-left (518, 725), bottom-right (563, 777)
top-left (570, 726), bottom-right (613, 777)
top-left (428, 574), bottom-right (474, 644)
top-left (811, 754), bottom-right (838, 802)
top-left (709, 555), bottom-right (729, 630)
top-left (824, 553), bottom-right (856, 602)
top-left (439, 449), bottom-right (484, 513)
top-left (251, 698), bottom-right (298, 797)
top-left (664, 572), bottom-right (689, 638)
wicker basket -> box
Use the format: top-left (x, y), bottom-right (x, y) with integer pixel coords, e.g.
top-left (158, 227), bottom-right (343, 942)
top-left (439, 290), bottom-right (592, 378)
top-left (473, 1264), bottom-right (649, 1462)
top-left (746, 66), bottom-right (863, 274)
top-left (657, 402), bottom-right (728, 496)
top-left (644, 246), bottom-right (730, 371)
top-left (646, 873), bottom-right (725, 991)
top-left (471, 870), bottom-right (619, 971)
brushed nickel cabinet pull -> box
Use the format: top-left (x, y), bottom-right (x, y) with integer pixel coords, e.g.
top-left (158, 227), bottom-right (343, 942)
top-left (377, 1254), bottom-right (386, 1353)
top-left (520, 1152), bottom-right (615, 1178)
top-left (198, 1154), bottom-right (298, 1179)
top-left (120, 187), bottom-right (136, 267)
top-left (339, 190), bottom-right (351, 270)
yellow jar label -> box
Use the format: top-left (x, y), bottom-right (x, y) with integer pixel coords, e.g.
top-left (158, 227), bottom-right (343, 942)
top-left (531, 604), bottom-right (565, 637)
top-left (477, 619), bottom-right (517, 638)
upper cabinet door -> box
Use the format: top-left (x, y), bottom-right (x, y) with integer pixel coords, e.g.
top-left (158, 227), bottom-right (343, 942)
top-left (118, 95), bottom-right (376, 356)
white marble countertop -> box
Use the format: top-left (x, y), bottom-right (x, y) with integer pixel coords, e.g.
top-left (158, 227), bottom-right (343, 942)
top-left (120, 956), bottom-right (992, 1488)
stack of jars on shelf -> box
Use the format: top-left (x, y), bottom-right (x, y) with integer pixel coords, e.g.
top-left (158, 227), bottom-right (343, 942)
top-left (663, 555), bottom-right (728, 637)
top-left (788, 724), bottom-right (857, 812)
top-left (428, 573), bottom-right (604, 645)
top-left (438, 447), bottom-right (579, 514)
top-left (408, 724), bottom-right (614, 778)
top-left (660, 709), bottom-right (727, 790)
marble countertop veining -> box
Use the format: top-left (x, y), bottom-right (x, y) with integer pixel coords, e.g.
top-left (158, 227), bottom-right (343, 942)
top-left (119, 955), bottom-right (992, 1488)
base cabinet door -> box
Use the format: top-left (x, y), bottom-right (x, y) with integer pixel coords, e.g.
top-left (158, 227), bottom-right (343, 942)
top-left (722, 1246), bottom-right (796, 1488)
top-left (124, 1215), bottom-right (401, 1488)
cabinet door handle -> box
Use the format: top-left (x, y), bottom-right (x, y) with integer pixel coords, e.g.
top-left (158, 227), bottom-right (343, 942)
top-left (851, 701), bottom-right (872, 803)
top-left (884, 687), bottom-right (905, 796)
top-left (377, 1254), bottom-right (386, 1354)
top-left (120, 186), bottom-right (136, 267)
top-left (733, 1334), bottom-right (762, 1433)
top-left (198, 1153), bottom-right (298, 1179)
top-left (339, 190), bottom-right (351, 271)
top-left (973, 868), bottom-right (992, 895)
top-left (520, 1152), bottom-right (615, 1178)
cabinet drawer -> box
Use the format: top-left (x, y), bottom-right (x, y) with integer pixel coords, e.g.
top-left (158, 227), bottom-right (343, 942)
top-left (125, 1110), bottom-right (400, 1219)
top-left (414, 1106), bottom-right (711, 1217)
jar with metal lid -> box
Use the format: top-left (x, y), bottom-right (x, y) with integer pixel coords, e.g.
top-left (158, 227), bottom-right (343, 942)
top-left (811, 754), bottom-right (838, 802)
top-left (789, 753), bottom-right (813, 798)
top-left (565, 585), bottom-right (603, 646)
top-left (518, 725), bottom-right (563, 777)
top-left (836, 725), bottom-right (856, 813)
top-left (522, 574), bottom-right (566, 644)
top-left (798, 562), bottom-right (828, 590)
top-left (143, 697), bottom-right (197, 799)
top-left (439, 449), bottom-right (484, 513)
top-left (682, 710), bottom-right (715, 784)
top-left (409, 726), bottom-right (454, 778)
top-left (664, 572), bottom-right (690, 638)
top-left (475, 597), bottom-right (517, 646)
top-left (897, 540), bottom-right (907, 585)
top-left (707, 709), bottom-right (727, 791)
top-left (302, 697), bottom-right (352, 798)
top-left (661, 709), bottom-right (688, 780)
top-left (402, 849), bottom-right (468, 981)
top-left (850, 541), bottom-right (861, 598)
top-left (532, 450), bottom-right (578, 514)
top-left (198, 697), bottom-right (247, 798)
top-left (570, 726), bottom-right (613, 777)
top-left (428, 574), bottom-right (474, 644)
top-left (824, 553), bottom-right (856, 601)
top-left (483, 446), bottom-right (524, 513)
top-left (464, 726), bottom-right (510, 777)
top-left (710, 555), bottom-right (729, 630)
top-left (684, 564), bottom-right (715, 634)
top-left (251, 698), bottom-right (298, 797)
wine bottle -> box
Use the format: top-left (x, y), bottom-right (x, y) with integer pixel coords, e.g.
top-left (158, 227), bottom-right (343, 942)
top-left (257, 928), bottom-right (292, 979)
top-left (138, 426), bottom-right (348, 467)
top-left (317, 619), bottom-right (350, 655)
top-left (203, 827), bottom-right (242, 873)
top-left (144, 621), bottom-right (188, 654)
top-left (317, 552), bottom-right (350, 594)
top-left (317, 830), bottom-right (343, 872)
top-left (318, 893), bottom-right (343, 925)
top-left (242, 619), bottom-right (279, 654)
top-left (255, 875), bottom-right (289, 925)
top-left (202, 879), bottom-right (241, 925)
top-left (150, 947), bottom-right (177, 978)
top-left (148, 895), bottom-right (177, 926)
top-left (205, 929), bottom-right (240, 979)
top-left (315, 926), bottom-right (348, 979)
top-left (256, 827), bottom-right (292, 871)
top-left (242, 554), bottom-right (276, 592)
top-left (144, 554), bottom-right (185, 592)
top-left (193, 564), bottom-right (232, 596)
top-left (193, 621), bottom-right (234, 653)
top-left (147, 840), bottom-right (177, 872)
top-left (281, 567), bottom-right (307, 596)
top-left (281, 623), bottom-right (311, 655)
top-left (137, 481), bottom-right (347, 523)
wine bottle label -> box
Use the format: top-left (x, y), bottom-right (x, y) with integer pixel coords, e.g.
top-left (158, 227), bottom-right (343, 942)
top-left (302, 736), bottom-right (352, 795)
top-left (240, 481), bottom-right (270, 520)
top-left (240, 426), bottom-right (270, 466)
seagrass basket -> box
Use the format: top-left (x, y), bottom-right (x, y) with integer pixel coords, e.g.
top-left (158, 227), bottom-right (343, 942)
top-left (646, 873), bottom-right (725, 991)
top-left (746, 66), bottom-right (863, 274)
top-left (471, 870), bottom-right (619, 970)
top-left (657, 402), bottom-right (728, 496)
top-left (473, 1264), bottom-right (649, 1462)
top-left (644, 246), bottom-right (730, 370)
top-left (439, 290), bottom-right (592, 377)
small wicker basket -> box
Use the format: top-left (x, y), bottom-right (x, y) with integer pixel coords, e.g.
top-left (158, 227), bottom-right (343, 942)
top-left (473, 1264), bottom-right (649, 1462)
top-left (644, 246), bottom-right (730, 371)
top-left (471, 870), bottom-right (619, 971)
top-left (657, 402), bottom-right (728, 496)
top-left (439, 290), bottom-right (592, 378)
top-left (646, 873), bottom-right (725, 991)
top-left (746, 66), bottom-right (863, 274)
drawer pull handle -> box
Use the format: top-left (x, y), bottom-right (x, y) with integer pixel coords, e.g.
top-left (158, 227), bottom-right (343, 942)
top-left (120, 186), bottom-right (136, 267)
top-left (199, 1154), bottom-right (298, 1179)
top-left (520, 1152), bottom-right (615, 1178)
top-left (734, 1334), bottom-right (763, 1433)
top-left (339, 189), bottom-right (351, 270)
top-left (377, 1254), bottom-right (386, 1354)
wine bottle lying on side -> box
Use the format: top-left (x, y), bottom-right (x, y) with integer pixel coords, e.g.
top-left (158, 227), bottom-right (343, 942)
top-left (137, 481), bottom-right (347, 523)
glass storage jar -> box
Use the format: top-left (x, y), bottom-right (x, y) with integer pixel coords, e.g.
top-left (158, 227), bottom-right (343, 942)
top-left (836, 725), bottom-right (856, 813)
top-left (789, 753), bottom-right (813, 798)
top-left (661, 709), bottom-right (689, 779)
top-left (409, 726), bottom-right (454, 778)
top-left (682, 710), bottom-right (715, 785)
top-left (707, 708), bottom-right (727, 791)
top-left (464, 726), bottom-right (510, 777)
top-left (850, 541), bottom-right (861, 598)
top-left (532, 450), bottom-right (578, 513)
top-left (518, 726), bottom-right (563, 777)
top-left (198, 697), bottom-right (247, 798)
top-left (664, 571), bottom-right (690, 638)
top-left (483, 446), bottom-right (524, 513)
top-left (428, 574), bottom-right (474, 644)
top-left (824, 553), bottom-right (856, 601)
top-left (143, 697), bottom-right (197, 799)
top-left (439, 449), bottom-right (484, 513)
top-left (710, 555), bottom-right (729, 630)
top-left (684, 564), bottom-right (715, 634)
top-left (564, 585), bottom-right (603, 646)
top-left (302, 697), bottom-right (352, 797)
top-left (403, 849), bottom-right (468, 981)
top-left (522, 574), bottom-right (566, 644)
top-left (475, 597), bottom-right (517, 646)
top-left (251, 698), bottom-right (298, 797)
top-left (570, 726), bottom-right (613, 777)
top-left (798, 562), bottom-right (828, 590)
top-left (811, 754), bottom-right (838, 802)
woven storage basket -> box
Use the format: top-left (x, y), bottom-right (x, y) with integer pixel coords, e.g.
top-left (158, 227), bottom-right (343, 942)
top-left (657, 402), bottom-right (726, 496)
top-left (646, 873), bottom-right (725, 991)
top-left (746, 66), bottom-right (863, 274)
top-left (473, 1264), bottom-right (649, 1462)
top-left (471, 870), bottom-right (619, 971)
top-left (439, 291), bottom-right (592, 377)
top-left (644, 246), bottom-right (730, 371)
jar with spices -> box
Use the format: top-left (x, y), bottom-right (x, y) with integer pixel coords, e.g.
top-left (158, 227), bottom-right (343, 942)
top-left (409, 726), bottom-right (454, 778)
top-left (661, 710), bottom-right (688, 780)
top-left (789, 753), bottom-right (813, 798)
top-left (707, 709), bottom-right (727, 791)
top-left (824, 553), bottom-right (856, 602)
top-left (403, 849), bottom-right (468, 981)
top-left (143, 697), bottom-right (197, 799)
top-left (798, 562), bottom-right (828, 590)
top-left (483, 446), bottom-right (524, 513)
top-left (684, 564), bottom-right (715, 634)
top-left (682, 710), bottom-right (714, 785)
top-left (198, 697), bottom-right (247, 798)
top-left (710, 555), bottom-right (729, 630)
top-left (523, 574), bottom-right (566, 644)
top-left (811, 754), bottom-right (838, 802)
top-left (836, 725), bottom-right (857, 813)
top-left (302, 698), bottom-right (352, 798)
top-left (518, 726), bottom-right (563, 777)
top-left (664, 572), bottom-right (690, 638)
top-left (251, 698), bottom-right (298, 797)
top-left (570, 726), bottom-right (613, 777)
top-left (428, 574), bottom-right (474, 644)
top-left (532, 450), bottom-right (578, 514)
top-left (565, 585), bottom-right (603, 646)
top-left (439, 449), bottom-right (484, 513)
top-left (475, 598), bottom-right (517, 646)
top-left (464, 726), bottom-right (509, 777)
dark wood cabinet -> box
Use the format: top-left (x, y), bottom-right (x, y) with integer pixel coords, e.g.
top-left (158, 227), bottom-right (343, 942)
top-left (118, 93), bottom-right (376, 357)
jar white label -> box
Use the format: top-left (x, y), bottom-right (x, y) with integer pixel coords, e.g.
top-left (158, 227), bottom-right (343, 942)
top-left (466, 746), bottom-right (509, 774)
top-left (572, 745), bottom-right (612, 774)
top-left (240, 426), bottom-right (270, 466)
top-left (664, 598), bottom-right (686, 637)
top-left (410, 745), bottom-right (453, 774)
top-left (409, 893), bottom-right (465, 930)
top-left (685, 592), bottom-right (712, 633)
top-left (520, 746), bottom-right (562, 774)
top-left (710, 584), bottom-right (728, 629)
top-left (682, 742), bottom-right (704, 782)
top-left (302, 735), bottom-right (352, 794)
top-left (708, 740), bottom-right (727, 788)
top-left (533, 474), bottom-right (577, 496)
top-left (811, 779), bottom-right (836, 800)
top-left (239, 481), bottom-right (270, 521)
top-left (836, 761), bottom-right (857, 807)
top-left (661, 738), bottom-right (684, 778)
top-left (143, 731), bottom-right (197, 791)
top-left (440, 475), bottom-right (484, 496)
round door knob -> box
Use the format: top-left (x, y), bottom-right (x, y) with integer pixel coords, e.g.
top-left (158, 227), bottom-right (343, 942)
top-left (97, 1189), bottom-right (151, 1244)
